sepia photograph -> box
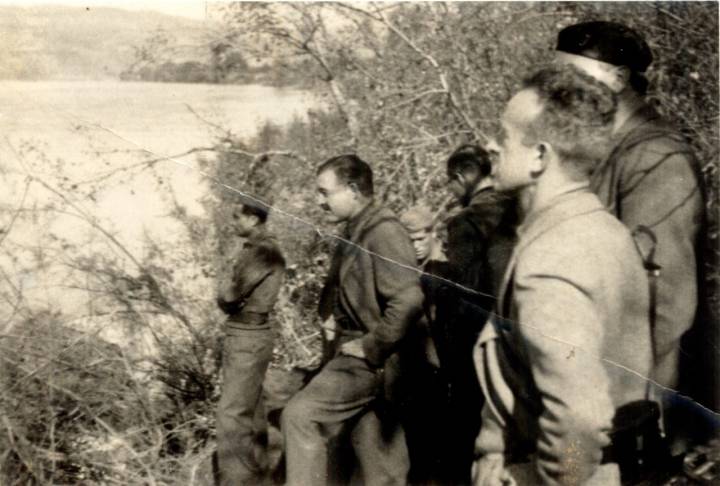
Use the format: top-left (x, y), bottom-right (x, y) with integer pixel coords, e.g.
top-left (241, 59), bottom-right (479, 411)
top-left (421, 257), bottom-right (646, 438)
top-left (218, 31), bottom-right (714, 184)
top-left (0, 1), bottom-right (718, 484)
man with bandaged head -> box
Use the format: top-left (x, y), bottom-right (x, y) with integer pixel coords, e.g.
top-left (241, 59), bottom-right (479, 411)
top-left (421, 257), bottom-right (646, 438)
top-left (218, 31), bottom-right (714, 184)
top-left (555, 21), bottom-right (711, 450)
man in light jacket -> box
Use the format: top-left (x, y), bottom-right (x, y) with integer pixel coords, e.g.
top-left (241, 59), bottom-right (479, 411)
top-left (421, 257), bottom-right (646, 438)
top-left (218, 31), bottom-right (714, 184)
top-left (472, 65), bottom-right (653, 485)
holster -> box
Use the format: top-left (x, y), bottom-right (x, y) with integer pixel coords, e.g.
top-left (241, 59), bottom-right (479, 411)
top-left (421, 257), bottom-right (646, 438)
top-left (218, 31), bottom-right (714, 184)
top-left (604, 400), bottom-right (672, 484)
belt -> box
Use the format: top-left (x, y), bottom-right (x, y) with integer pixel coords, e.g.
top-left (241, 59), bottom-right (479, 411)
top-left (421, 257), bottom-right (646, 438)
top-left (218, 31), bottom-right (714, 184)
top-left (226, 311), bottom-right (270, 329)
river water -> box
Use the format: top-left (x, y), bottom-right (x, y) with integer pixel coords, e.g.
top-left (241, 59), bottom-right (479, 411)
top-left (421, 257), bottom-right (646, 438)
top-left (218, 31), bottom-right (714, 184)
top-left (0, 80), bottom-right (318, 319)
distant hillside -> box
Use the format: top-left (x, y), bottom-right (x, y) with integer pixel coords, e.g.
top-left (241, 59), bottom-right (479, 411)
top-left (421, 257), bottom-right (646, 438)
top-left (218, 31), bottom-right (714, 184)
top-left (0, 6), bottom-right (210, 80)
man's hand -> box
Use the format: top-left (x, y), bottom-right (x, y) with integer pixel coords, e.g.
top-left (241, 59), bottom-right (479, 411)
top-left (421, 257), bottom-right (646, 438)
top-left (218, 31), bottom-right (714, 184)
top-left (472, 454), bottom-right (515, 486)
top-left (340, 338), bottom-right (366, 359)
top-left (321, 315), bottom-right (338, 342)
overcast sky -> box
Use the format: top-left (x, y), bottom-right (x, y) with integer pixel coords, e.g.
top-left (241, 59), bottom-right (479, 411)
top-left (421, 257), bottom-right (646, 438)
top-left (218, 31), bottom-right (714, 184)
top-left (0, 0), bottom-right (215, 20)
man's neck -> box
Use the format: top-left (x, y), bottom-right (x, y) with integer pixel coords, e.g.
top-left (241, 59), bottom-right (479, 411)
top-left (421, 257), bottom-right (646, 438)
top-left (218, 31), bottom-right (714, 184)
top-left (613, 90), bottom-right (644, 133)
top-left (519, 172), bottom-right (587, 219)
top-left (344, 199), bottom-right (373, 232)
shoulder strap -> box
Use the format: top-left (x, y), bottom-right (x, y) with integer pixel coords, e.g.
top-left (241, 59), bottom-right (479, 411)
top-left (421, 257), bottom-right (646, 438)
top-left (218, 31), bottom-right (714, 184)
top-left (631, 225), bottom-right (662, 398)
top-left (617, 123), bottom-right (685, 157)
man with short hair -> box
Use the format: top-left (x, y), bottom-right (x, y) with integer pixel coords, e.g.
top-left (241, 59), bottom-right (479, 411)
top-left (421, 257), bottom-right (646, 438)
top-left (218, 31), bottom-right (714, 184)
top-left (396, 204), bottom-right (449, 483)
top-left (555, 21), bottom-right (711, 444)
top-left (216, 202), bottom-right (286, 486)
top-left (472, 65), bottom-right (653, 485)
top-left (444, 144), bottom-right (518, 317)
top-left (438, 145), bottom-right (518, 484)
top-left (399, 204), bottom-right (445, 267)
top-left (282, 154), bottom-right (423, 486)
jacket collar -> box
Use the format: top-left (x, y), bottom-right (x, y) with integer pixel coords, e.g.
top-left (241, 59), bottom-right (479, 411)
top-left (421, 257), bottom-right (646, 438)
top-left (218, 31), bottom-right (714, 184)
top-left (466, 185), bottom-right (496, 208)
top-left (338, 200), bottom-right (390, 284)
top-left (516, 187), bottom-right (604, 252)
top-left (345, 200), bottom-right (380, 242)
top-left (496, 188), bottom-right (605, 313)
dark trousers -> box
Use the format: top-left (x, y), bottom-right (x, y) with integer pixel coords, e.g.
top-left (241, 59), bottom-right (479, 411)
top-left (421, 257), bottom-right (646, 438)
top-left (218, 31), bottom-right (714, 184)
top-left (217, 327), bottom-right (274, 486)
top-left (282, 350), bottom-right (409, 486)
top-left (400, 363), bottom-right (450, 485)
top-left (432, 300), bottom-right (486, 485)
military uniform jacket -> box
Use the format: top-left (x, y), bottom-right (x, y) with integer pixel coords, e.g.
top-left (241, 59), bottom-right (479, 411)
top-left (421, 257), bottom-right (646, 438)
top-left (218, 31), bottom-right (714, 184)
top-left (473, 189), bottom-right (652, 485)
top-left (217, 229), bottom-right (286, 328)
top-left (590, 103), bottom-right (704, 389)
top-left (319, 201), bottom-right (424, 367)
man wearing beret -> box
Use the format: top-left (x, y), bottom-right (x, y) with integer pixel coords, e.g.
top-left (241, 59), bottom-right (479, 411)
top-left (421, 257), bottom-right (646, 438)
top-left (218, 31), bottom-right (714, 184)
top-left (473, 64), bottom-right (653, 486)
top-left (282, 154), bottom-right (423, 485)
top-left (555, 21), bottom-right (711, 450)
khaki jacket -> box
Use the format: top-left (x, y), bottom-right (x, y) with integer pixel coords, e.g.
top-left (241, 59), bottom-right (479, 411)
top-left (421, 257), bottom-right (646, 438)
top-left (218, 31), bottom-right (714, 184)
top-left (590, 103), bottom-right (704, 389)
top-left (217, 229), bottom-right (285, 327)
top-left (474, 189), bottom-right (652, 485)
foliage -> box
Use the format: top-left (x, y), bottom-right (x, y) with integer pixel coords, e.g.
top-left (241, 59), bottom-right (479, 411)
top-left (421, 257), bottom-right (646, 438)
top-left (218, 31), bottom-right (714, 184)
top-left (214, 0), bottom-right (718, 346)
top-left (1, 2), bottom-right (717, 484)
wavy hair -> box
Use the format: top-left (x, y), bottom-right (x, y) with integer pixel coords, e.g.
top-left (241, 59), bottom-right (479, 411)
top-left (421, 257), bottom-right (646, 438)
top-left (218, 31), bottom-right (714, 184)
top-left (521, 64), bottom-right (618, 178)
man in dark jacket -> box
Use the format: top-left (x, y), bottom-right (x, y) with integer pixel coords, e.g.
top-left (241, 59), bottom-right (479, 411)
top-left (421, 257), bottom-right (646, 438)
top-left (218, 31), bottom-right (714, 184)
top-left (216, 202), bottom-right (286, 486)
top-left (437, 145), bottom-right (518, 484)
top-left (282, 154), bottom-right (424, 486)
top-left (556, 21), bottom-right (712, 450)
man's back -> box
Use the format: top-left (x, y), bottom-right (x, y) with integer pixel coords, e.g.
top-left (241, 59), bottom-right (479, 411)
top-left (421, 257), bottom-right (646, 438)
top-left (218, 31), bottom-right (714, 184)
top-left (446, 189), bottom-right (517, 301)
top-left (590, 104), bottom-right (703, 391)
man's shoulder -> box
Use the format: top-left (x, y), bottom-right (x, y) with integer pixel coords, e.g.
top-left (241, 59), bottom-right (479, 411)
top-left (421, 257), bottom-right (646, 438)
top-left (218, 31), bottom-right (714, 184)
top-left (616, 109), bottom-right (696, 164)
top-left (248, 233), bottom-right (286, 269)
top-left (518, 209), bottom-right (636, 279)
top-left (361, 205), bottom-right (405, 240)
top-left (450, 194), bottom-right (508, 234)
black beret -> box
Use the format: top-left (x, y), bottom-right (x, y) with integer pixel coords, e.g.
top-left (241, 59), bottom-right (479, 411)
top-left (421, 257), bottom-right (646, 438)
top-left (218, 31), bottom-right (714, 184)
top-left (556, 21), bottom-right (653, 73)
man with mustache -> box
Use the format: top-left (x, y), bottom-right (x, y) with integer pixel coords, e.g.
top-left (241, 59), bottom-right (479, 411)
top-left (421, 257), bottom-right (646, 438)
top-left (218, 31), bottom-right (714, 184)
top-left (282, 154), bottom-right (423, 486)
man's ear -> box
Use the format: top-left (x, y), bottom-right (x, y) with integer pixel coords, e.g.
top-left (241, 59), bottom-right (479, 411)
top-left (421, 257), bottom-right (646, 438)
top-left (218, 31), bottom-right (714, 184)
top-left (348, 182), bottom-right (361, 198)
top-left (458, 170), bottom-right (482, 189)
top-left (249, 214), bottom-right (261, 227)
top-left (529, 142), bottom-right (550, 178)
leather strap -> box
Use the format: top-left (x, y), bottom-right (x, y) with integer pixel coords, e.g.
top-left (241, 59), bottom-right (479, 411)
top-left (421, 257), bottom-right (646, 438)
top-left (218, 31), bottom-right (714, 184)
top-left (631, 225), bottom-right (661, 399)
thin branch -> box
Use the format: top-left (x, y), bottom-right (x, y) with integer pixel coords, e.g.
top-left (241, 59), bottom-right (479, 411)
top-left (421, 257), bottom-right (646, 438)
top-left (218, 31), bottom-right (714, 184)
top-left (184, 103), bottom-right (233, 136)
top-left (0, 177), bottom-right (31, 247)
top-left (387, 89), bottom-right (447, 110)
